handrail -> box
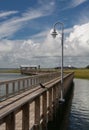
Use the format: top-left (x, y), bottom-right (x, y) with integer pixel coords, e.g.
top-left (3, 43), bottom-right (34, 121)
top-left (0, 72), bottom-right (60, 101)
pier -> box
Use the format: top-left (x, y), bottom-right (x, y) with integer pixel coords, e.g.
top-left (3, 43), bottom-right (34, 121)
top-left (0, 72), bottom-right (74, 130)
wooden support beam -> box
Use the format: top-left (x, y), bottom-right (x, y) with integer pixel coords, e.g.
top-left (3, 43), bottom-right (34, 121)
top-left (34, 96), bottom-right (40, 130)
top-left (42, 92), bottom-right (47, 130)
top-left (22, 103), bottom-right (29, 130)
top-left (48, 88), bottom-right (53, 121)
top-left (6, 112), bottom-right (15, 130)
top-left (53, 85), bottom-right (57, 116)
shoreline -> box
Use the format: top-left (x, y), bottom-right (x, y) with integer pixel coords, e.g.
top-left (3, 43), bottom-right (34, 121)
top-left (0, 68), bottom-right (89, 80)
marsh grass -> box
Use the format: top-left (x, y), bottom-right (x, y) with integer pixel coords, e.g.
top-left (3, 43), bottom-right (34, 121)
top-left (0, 68), bottom-right (89, 80)
top-left (0, 69), bottom-right (20, 73)
top-left (65, 69), bottom-right (89, 79)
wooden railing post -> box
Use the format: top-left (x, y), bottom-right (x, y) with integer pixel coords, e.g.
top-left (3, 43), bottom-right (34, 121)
top-left (42, 92), bottom-right (47, 130)
top-left (27, 79), bottom-right (29, 89)
top-left (23, 80), bottom-right (25, 90)
top-left (12, 82), bottom-right (15, 94)
top-left (6, 112), bottom-right (15, 130)
top-left (36, 78), bottom-right (39, 85)
top-left (30, 78), bottom-right (32, 88)
top-left (53, 85), bottom-right (57, 116)
top-left (22, 103), bottom-right (29, 130)
top-left (18, 81), bottom-right (20, 92)
top-left (48, 88), bottom-right (53, 121)
top-left (6, 83), bottom-right (9, 98)
top-left (34, 96), bottom-right (40, 130)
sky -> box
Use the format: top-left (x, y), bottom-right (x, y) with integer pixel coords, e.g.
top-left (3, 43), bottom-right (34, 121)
top-left (0, 0), bottom-right (89, 68)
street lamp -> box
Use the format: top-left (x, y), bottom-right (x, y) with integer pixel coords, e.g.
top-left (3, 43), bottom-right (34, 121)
top-left (51, 21), bottom-right (65, 103)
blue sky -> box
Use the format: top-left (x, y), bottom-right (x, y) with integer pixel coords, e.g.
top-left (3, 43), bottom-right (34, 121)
top-left (0, 0), bottom-right (89, 68)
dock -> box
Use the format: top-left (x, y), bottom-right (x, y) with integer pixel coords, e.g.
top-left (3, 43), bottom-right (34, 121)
top-left (0, 72), bottom-right (74, 130)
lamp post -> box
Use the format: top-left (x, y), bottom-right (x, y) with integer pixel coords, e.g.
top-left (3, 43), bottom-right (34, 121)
top-left (51, 21), bottom-right (65, 103)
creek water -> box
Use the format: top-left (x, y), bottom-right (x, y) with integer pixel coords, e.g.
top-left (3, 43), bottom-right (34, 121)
top-left (0, 73), bottom-right (29, 99)
top-left (48, 78), bottom-right (89, 130)
top-left (68, 79), bottom-right (89, 130)
top-left (0, 73), bottom-right (28, 81)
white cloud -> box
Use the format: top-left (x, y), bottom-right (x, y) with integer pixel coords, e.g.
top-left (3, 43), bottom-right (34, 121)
top-left (0, 40), bottom-right (13, 52)
top-left (0, 11), bottom-right (18, 18)
top-left (61, 0), bottom-right (87, 11)
top-left (70, 0), bottom-right (87, 8)
top-left (0, 22), bottom-right (89, 68)
top-left (25, 22), bottom-right (89, 57)
top-left (64, 27), bottom-right (73, 34)
top-left (0, 7), bottom-right (89, 68)
top-left (38, 0), bottom-right (55, 6)
top-left (0, 9), bottom-right (46, 39)
top-left (65, 22), bottom-right (89, 56)
top-left (0, 10), bottom-right (42, 39)
top-left (0, 4), bottom-right (54, 39)
top-left (1, 22), bottom-right (89, 58)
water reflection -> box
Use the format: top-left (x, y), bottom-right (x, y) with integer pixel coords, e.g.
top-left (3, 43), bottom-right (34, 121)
top-left (48, 79), bottom-right (89, 130)
top-left (68, 79), bottom-right (89, 130)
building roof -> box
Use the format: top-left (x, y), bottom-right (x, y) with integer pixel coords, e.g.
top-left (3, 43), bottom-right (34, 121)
top-left (20, 65), bottom-right (38, 68)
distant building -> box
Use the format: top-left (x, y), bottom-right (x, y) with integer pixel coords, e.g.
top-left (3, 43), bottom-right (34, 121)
top-left (20, 65), bottom-right (39, 75)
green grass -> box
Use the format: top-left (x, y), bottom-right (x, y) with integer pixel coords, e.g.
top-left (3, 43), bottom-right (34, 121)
top-left (0, 69), bottom-right (20, 73)
top-left (65, 69), bottom-right (89, 79)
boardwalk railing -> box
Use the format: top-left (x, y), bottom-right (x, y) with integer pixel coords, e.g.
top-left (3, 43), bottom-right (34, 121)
top-left (0, 72), bottom-right (60, 101)
top-left (0, 72), bottom-right (74, 130)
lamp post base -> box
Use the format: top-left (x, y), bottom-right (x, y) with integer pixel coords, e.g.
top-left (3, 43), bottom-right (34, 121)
top-left (59, 98), bottom-right (65, 104)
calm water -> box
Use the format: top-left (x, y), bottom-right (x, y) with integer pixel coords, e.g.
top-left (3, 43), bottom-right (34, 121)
top-left (68, 79), bottom-right (89, 130)
top-left (0, 73), bottom-right (28, 81)
top-left (48, 78), bottom-right (89, 130)
top-left (0, 73), bottom-right (29, 99)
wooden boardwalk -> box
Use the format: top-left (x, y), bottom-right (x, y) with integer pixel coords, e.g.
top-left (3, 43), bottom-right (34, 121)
top-left (0, 72), bottom-right (74, 130)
